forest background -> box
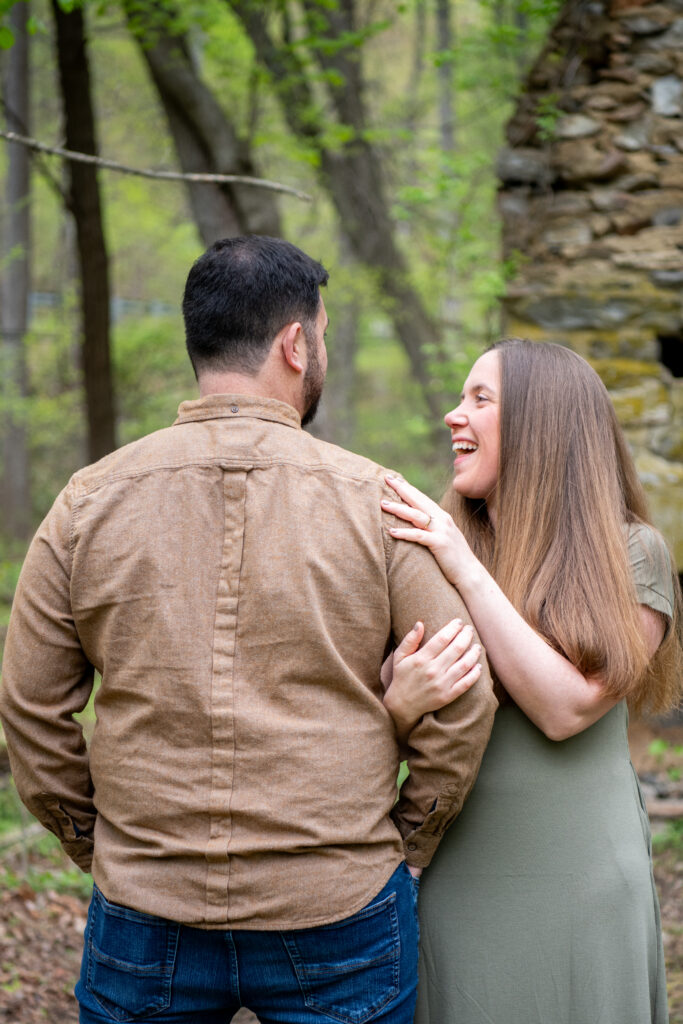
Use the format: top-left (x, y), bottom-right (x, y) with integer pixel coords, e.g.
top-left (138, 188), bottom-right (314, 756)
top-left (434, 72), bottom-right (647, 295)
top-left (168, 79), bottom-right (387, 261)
top-left (0, 0), bottom-right (563, 534)
top-left (0, 0), bottom-right (681, 1020)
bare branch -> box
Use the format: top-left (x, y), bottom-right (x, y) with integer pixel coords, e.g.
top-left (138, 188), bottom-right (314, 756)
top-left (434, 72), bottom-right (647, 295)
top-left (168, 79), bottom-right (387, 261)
top-left (0, 129), bottom-right (312, 201)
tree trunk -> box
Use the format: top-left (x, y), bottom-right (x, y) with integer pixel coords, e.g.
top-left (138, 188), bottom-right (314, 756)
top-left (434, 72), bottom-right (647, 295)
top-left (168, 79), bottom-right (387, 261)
top-left (324, 293), bottom-right (358, 450)
top-left (0, 1), bottom-right (32, 538)
top-left (229, 0), bottom-right (448, 429)
top-left (124, 0), bottom-right (281, 245)
top-left (435, 0), bottom-right (456, 153)
top-left (308, 238), bottom-right (358, 448)
top-left (52, 0), bottom-right (116, 463)
top-left (513, 2), bottom-right (531, 70)
top-left (406, 0), bottom-right (426, 137)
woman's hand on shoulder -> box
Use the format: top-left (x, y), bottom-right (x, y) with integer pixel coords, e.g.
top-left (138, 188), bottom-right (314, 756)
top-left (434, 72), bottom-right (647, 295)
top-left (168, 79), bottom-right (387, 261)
top-left (383, 618), bottom-right (483, 743)
top-left (381, 475), bottom-right (478, 588)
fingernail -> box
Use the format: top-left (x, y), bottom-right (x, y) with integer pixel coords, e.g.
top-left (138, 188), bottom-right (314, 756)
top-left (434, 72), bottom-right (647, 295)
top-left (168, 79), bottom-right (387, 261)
top-left (381, 499), bottom-right (390, 506)
top-left (413, 622), bottom-right (421, 632)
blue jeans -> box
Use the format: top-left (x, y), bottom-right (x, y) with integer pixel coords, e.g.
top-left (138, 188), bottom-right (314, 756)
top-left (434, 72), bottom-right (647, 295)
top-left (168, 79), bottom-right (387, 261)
top-left (76, 862), bottom-right (419, 1024)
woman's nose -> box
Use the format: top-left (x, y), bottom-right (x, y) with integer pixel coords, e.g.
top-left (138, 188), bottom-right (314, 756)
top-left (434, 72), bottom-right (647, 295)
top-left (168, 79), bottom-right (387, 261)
top-left (444, 406), bottom-right (467, 428)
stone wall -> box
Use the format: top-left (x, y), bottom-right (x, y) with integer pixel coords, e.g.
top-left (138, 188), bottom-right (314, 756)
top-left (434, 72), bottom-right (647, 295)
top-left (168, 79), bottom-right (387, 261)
top-left (497, 0), bottom-right (682, 565)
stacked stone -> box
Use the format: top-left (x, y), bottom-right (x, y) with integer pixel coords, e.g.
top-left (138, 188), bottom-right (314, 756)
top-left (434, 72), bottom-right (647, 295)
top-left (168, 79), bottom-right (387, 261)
top-left (498, 0), bottom-right (683, 564)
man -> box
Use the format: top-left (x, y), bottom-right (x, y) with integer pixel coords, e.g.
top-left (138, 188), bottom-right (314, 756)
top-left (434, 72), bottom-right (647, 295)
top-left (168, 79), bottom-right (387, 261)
top-left (0, 236), bottom-right (496, 1023)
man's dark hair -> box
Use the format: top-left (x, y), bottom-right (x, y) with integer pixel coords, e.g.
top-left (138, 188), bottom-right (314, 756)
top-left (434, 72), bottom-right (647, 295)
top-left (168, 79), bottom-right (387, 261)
top-left (182, 235), bottom-right (329, 377)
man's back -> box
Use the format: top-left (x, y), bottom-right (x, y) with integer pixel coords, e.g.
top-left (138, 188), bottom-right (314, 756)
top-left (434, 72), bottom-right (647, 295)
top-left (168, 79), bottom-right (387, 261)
top-left (2, 392), bottom-right (495, 929)
top-left (2, 235), bottom-right (497, 1023)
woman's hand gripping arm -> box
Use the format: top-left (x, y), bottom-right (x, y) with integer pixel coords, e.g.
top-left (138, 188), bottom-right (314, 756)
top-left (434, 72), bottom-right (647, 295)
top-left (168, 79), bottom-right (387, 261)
top-left (381, 618), bottom-right (482, 744)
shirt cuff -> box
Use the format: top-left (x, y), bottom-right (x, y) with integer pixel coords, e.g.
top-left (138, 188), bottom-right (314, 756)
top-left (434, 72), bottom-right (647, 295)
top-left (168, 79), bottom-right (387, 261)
top-left (402, 830), bottom-right (441, 869)
top-left (392, 787), bottom-right (461, 868)
top-left (62, 835), bottom-right (95, 873)
top-left (34, 795), bottom-right (95, 873)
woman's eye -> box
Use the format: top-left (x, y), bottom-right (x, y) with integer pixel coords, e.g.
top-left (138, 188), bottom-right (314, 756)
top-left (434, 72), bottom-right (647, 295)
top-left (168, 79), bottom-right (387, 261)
top-left (475, 393), bottom-right (488, 402)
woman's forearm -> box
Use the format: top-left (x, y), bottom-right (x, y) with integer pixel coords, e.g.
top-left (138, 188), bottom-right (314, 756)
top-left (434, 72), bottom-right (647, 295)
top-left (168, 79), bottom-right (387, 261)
top-left (454, 561), bottom-right (617, 740)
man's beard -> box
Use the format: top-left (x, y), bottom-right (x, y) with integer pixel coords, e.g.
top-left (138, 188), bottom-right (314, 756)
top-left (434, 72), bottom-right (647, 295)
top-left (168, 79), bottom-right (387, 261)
top-left (301, 334), bottom-right (325, 428)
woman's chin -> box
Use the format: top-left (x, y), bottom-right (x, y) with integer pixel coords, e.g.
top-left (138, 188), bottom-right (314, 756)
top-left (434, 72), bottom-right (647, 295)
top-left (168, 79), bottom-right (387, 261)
top-left (452, 476), bottom-right (475, 499)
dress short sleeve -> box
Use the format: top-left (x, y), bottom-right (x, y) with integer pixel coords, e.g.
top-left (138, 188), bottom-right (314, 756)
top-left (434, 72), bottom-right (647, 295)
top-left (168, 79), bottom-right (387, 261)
top-left (627, 522), bottom-right (675, 621)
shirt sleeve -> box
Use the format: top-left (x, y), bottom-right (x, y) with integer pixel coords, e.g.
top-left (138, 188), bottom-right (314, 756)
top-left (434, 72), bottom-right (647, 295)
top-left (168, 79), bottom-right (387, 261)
top-left (627, 522), bottom-right (675, 623)
top-left (383, 499), bottom-right (498, 868)
top-left (0, 482), bottom-right (96, 872)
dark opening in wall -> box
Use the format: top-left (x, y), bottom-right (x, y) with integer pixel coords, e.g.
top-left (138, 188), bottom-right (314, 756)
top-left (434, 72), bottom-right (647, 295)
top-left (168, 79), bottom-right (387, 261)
top-left (658, 335), bottom-right (683, 378)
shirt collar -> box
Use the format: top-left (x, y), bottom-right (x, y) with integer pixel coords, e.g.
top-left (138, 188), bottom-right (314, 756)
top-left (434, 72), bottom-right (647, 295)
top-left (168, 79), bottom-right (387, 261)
top-left (174, 393), bottom-right (302, 430)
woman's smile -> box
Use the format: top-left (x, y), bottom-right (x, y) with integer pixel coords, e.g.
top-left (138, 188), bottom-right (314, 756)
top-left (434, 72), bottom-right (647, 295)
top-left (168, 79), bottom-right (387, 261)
top-left (444, 350), bottom-right (501, 507)
top-left (451, 437), bottom-right (479, 468)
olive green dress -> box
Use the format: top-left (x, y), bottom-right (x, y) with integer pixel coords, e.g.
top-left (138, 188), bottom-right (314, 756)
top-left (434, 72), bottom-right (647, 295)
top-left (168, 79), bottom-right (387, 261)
top-left (415, 524), bottom-right (674, 1024)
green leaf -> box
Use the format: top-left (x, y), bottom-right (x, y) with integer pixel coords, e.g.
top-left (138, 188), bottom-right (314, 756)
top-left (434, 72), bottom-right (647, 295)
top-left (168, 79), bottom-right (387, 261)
top-left (0, 24), bottom-right (14, 48)
top-left (648, 738), bottom-right (669, 760)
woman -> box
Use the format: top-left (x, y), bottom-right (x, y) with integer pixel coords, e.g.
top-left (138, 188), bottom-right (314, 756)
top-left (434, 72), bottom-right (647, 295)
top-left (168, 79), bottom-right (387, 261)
top-left (380, 339), bottom-right (682, 1024)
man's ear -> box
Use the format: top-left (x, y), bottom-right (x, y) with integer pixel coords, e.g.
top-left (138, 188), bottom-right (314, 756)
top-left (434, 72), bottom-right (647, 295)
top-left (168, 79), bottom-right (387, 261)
top-left (280, 322), bottom-right (305, 374)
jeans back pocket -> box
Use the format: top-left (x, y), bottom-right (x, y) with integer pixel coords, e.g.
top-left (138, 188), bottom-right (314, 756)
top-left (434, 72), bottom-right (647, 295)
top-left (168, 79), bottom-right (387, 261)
top-left (86, 886), bottom-right (180, 1022)
top-left (282, 890), bottom-right (401, 1024)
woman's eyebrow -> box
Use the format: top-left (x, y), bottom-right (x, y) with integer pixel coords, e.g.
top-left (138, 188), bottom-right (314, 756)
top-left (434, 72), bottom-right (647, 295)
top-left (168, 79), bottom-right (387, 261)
top-left (464, 381), bottom-right (495, 396)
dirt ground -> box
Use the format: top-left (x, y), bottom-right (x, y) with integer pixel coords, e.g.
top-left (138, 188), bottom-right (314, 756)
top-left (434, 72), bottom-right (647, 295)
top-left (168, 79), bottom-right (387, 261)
top-left (0, 719), bottom-right (680, 1024)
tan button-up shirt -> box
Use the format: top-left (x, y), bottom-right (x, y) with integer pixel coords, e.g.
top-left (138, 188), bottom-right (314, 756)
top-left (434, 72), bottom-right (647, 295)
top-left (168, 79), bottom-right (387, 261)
top-left (1, 394), bottom-right (496, 929)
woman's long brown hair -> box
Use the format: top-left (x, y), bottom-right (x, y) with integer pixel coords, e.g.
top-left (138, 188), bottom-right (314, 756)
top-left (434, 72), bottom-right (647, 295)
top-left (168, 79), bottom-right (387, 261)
top-left (443, 339), bottom-right (682, 715)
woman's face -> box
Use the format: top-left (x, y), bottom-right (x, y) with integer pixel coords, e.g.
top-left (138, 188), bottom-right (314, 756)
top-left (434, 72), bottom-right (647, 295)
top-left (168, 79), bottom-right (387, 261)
top-left (444, 350), bottom-right (501, 512)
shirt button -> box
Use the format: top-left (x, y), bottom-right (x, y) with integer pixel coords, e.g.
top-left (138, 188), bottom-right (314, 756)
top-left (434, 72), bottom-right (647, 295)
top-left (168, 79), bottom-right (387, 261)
top-left (407, 843), bottom-right (417, 851)
top-left (231, 405), bottom-right (239, 413)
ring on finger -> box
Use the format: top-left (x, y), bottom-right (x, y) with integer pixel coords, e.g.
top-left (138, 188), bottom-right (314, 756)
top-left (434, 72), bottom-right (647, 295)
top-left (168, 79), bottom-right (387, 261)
top-left (423, 514), bottom-right (432, 529)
